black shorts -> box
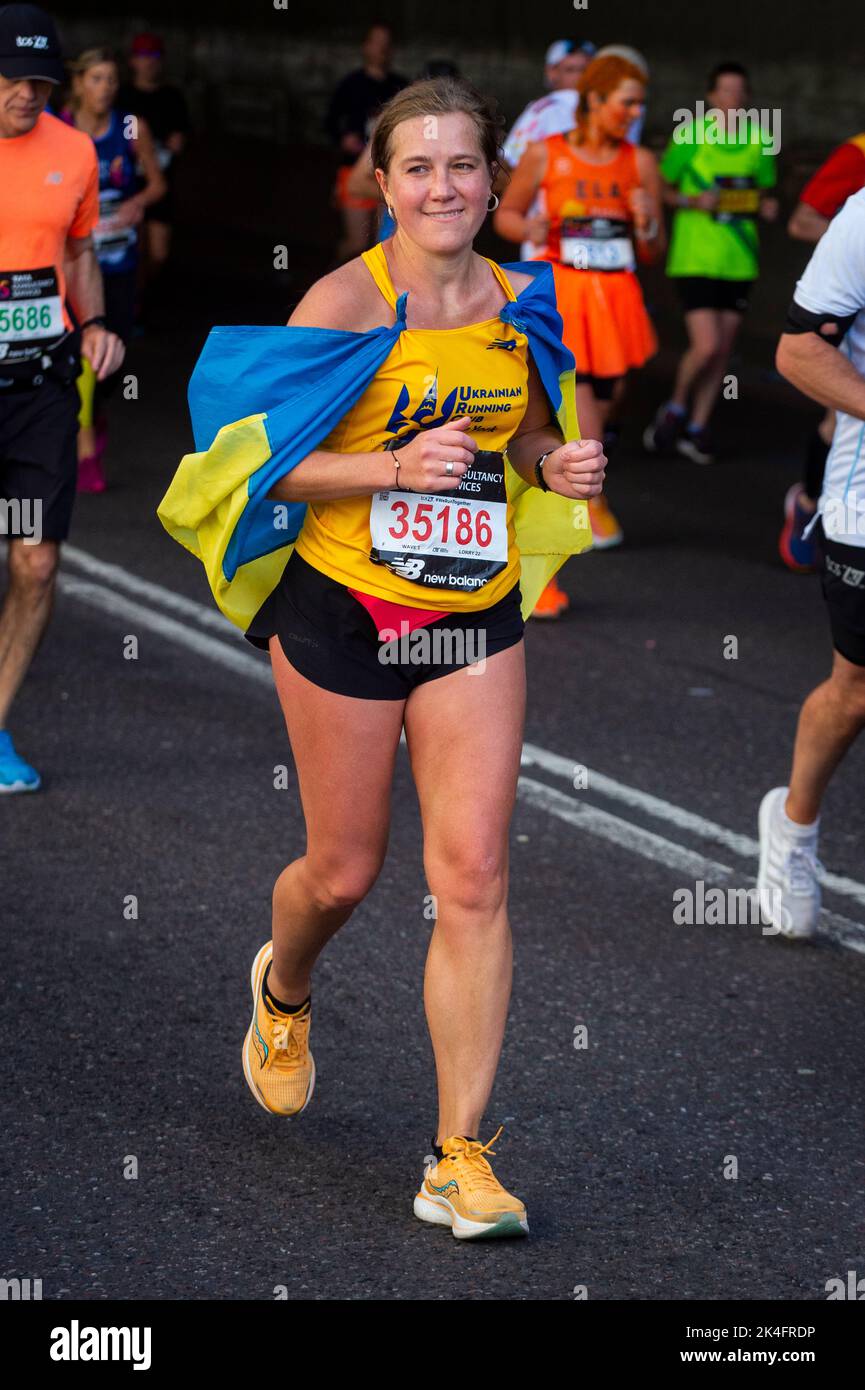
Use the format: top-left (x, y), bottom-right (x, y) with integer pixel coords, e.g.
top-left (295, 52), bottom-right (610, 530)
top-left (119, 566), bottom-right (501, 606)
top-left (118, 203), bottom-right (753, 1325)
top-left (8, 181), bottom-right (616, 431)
top-left (575, 373), bottom-right (621, 401)
top-left (819, 522), bottom-right (865, 667)
top-left (0, 377), bottom-right (80, 542)
top-left (247, 550), bottom-right (525, 700)
top-left (674, 276), bottom-right (753, 314)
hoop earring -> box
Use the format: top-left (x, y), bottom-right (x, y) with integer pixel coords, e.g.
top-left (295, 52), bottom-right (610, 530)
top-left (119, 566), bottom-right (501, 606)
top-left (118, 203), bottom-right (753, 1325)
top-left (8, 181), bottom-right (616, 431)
top-left (487, 193), bottom-right (500, 212)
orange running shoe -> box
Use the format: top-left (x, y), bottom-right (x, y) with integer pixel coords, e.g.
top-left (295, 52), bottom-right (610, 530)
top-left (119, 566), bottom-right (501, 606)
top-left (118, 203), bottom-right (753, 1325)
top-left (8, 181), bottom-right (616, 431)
top-left (414, 1128), bottom-right (528, 1239)
top-left (241, 941), bottom-right (315, 1116)
top-left (588, 495), bottom-right (623, 549)
top-left (531, 575), bottom-right (570, 619)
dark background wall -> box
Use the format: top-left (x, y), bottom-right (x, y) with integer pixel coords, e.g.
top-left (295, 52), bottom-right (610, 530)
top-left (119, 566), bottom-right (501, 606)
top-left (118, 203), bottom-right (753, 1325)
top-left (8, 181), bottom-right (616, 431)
top-left (43, 0), bottom-right (865, 348)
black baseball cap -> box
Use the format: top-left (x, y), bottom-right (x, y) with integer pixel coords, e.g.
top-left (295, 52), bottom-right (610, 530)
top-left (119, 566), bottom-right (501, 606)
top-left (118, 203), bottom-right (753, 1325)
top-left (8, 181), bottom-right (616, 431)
top-left (0, 5), bottom-right (65, 83)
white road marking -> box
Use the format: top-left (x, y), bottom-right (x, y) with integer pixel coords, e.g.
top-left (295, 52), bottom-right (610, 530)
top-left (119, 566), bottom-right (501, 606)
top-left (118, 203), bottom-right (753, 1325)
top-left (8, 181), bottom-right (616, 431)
top-left (58, 576), bottom-right (272, 687)
top-left (522, 741), bottom-right (865, 911)
top-left (58, 547), bottom-right (865, 950)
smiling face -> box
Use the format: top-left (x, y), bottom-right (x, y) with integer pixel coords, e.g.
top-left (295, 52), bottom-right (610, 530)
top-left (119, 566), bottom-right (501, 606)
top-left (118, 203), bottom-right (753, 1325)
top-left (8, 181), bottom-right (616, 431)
top-left (74, 61), bottom-right (119, 118)
top-left (0, 74), bottom-right (53, 137)
top-left (377, 111), bottom-right (492, 251)
top-left (592, 78), bottom-right (645, 140)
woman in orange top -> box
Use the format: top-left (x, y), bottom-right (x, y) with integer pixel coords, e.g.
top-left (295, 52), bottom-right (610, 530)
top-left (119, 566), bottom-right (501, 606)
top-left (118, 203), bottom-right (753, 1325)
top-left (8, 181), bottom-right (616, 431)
top-left (497, 55), bottom-right (664, 610)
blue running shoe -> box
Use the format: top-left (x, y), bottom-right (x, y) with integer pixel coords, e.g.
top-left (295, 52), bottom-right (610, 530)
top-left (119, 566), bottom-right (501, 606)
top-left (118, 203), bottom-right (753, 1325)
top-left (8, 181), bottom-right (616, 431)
top-left (779, 484), bottom-right (819, 572)
top-left (0, 731), bottom-right (41, 793)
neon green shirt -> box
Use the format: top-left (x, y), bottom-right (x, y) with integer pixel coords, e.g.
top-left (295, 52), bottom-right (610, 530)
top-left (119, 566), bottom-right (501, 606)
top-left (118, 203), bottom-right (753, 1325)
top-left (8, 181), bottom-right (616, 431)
top-left (660, 116), bottom-right (777, 280)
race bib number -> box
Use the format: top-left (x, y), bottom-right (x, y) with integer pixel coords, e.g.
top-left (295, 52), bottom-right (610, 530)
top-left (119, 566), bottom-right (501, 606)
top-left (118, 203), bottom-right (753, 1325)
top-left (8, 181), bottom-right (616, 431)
top-left (369, 449), bottom-right (509, 593)
top-left (560, 216), bottom-right (635, 272)
top-left (0, 267), bottom-right (64, 365)
top-left (714, 176), bottom-right (760, 223)
top-left (94, 193), bottom-right (137, 266)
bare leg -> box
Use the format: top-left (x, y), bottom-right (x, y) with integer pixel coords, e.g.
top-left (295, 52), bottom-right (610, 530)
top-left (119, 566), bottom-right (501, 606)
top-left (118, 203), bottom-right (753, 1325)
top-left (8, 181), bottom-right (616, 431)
top-left (0, 540), bottom-right (59, 727)
top-left (670, 308), bottom-right (722, 414)
top-left (689, 309), bottom-right (742, 429)
top-left (266, 635), bottom-right (406, 1002)
top-left (785, 650), bottom-right (865, 825)
top-left (404, 640), bottom-right (526, 1142)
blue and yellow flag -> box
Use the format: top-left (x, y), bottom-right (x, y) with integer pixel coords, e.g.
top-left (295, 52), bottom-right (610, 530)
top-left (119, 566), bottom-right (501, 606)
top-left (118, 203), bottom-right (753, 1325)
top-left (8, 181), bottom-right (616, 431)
top-left (157, 260), bottom-right (592, 629)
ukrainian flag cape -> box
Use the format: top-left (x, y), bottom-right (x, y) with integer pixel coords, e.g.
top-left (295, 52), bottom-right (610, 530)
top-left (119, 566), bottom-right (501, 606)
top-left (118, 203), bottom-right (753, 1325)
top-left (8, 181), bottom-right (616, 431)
top-left (157, 260), bottom-right (592, 629)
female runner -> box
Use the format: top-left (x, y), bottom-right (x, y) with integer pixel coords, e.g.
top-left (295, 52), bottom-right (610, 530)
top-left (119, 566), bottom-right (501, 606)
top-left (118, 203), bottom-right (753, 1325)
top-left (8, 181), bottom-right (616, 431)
top-left (61, 46), bottom-right (165, 490)
top-left (239, 78), bottom-right (606, 1239)
top-left (496, 54), bottom-right (663, 614)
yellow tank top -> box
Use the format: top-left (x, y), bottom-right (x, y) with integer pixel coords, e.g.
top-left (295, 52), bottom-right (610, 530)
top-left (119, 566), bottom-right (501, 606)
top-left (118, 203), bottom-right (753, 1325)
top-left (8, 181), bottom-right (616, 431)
top-left (293, 242), bottom-right (530, 610)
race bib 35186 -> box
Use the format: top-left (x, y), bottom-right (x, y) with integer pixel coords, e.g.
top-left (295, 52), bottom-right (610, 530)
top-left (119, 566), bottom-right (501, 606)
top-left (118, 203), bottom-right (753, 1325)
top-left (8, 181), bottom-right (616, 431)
top-left (369, 449), bottom-right (509, 593)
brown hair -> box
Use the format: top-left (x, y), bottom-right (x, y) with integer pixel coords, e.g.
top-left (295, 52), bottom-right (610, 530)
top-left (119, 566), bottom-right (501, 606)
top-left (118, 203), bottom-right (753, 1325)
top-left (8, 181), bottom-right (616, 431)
top-left (370, 76), bottom-right (505, 179)
top-left (572, 54), bottom-right (646, 145)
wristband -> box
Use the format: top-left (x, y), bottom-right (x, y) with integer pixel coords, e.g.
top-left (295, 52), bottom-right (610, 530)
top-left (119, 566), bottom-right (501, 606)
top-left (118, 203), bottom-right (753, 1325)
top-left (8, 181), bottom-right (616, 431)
top-left (534, 452), bottom-right (552, 491)
top-left (80, 315), bottom-right (107, 331)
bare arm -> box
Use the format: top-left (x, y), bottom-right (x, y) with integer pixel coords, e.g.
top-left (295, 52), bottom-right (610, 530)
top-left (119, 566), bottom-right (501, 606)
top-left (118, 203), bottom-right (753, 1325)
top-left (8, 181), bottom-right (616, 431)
top-left (508, 355), bottom-right (606, 499)
top-left (346, 144), bottom-right (380, 202)
top-left (268, 268), bottom-right (476, 502)
top-left (494, 142), bottom-right (548, 247)
top-left (776, 332), bottom-right (865, 418)
top-left (632, 146), bottom-right (666, 262)
top-left (64, 234), bottom-right (104, 323)
top-left (129, 118), bottom-right (168, 210)
top-left (64, 234), bottom-right (125, 378)
top-left (788, 201), bottom-right (831, 244)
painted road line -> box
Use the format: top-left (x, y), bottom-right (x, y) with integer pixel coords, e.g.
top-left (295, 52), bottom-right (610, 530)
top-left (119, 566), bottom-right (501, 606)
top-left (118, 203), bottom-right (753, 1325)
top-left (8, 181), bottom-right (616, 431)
top-left (519, 777), bottom-right (865, 951)
top-left (59, 548), bottom-right (865, 948)
top-left (522, 741), bottom-right (865, 911)
top-left (63, 543), bottom-right (240, 637)
top-left (58, 576), bottom-right (272, 687)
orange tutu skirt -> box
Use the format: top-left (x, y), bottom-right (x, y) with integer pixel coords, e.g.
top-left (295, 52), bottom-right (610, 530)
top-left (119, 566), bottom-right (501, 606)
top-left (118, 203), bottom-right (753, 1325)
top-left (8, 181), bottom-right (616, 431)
top-left (546, 261), bottom-right (657, 379)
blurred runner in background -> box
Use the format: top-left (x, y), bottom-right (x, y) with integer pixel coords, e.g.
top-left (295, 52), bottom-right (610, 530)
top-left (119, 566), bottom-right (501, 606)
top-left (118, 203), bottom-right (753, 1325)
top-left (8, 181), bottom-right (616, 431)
top-left (644, 62), bottom-right (778, 466)
top-left (62, 45), bottom-right (165, 491)
top-left (779, 131), bottom-right (865, 572)
top-left (501, 38), bottom-right (596, 260)
top-left (497, 54), bottom-right (663, 613)
top-left (118, 32), bottom-right (189, 311)
top-left (326, 22), bottom-right (407, 262)
top-left (0, 3), bottom-right (124, 792)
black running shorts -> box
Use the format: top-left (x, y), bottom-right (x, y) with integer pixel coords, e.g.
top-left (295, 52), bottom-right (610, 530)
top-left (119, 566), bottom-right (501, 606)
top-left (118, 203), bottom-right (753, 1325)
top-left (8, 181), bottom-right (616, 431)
top-left (674, 277), bottom-right (753, 314)
top-left (247, 551), bottom-right (525, 699)
top-left (0, 377), bottom-right (80, 542)
top-left (819, 522), bottom-right (865, 667)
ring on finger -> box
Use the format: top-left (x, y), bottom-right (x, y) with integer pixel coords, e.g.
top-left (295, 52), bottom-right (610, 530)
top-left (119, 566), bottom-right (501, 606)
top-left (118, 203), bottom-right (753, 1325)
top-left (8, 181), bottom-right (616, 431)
top-left (445, 460), bottom-right (455, 475)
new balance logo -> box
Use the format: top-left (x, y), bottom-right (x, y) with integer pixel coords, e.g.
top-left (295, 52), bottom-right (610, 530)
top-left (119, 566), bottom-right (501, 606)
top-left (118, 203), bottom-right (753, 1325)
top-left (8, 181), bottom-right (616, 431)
top-left (486, 338), bottom-right (518, 352)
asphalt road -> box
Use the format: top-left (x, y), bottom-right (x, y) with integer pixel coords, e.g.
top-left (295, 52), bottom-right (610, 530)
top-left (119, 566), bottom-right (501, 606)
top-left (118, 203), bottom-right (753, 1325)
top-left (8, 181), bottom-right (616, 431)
top-left (2, 270), bottom-right (864, 1303)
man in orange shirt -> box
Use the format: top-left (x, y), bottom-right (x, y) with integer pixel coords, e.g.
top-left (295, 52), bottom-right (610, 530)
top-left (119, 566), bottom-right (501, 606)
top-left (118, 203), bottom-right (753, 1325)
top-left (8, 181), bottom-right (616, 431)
top-left (0, 4), bottom-right (124, 791)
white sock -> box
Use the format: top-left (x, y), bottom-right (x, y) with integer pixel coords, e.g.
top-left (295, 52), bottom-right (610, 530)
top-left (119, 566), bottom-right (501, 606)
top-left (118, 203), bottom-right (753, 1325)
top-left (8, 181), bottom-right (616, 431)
top-left (781, 801), bottom-right (819, 841)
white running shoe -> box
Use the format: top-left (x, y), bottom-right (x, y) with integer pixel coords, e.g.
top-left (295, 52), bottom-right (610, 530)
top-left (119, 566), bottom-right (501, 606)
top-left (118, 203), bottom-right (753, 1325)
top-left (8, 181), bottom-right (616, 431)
top-left (757, 787), bottom-right (822, 939)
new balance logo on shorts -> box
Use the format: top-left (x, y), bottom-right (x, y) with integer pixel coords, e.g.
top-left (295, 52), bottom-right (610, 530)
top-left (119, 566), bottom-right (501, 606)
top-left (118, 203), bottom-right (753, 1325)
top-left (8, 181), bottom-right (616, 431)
top-left (826, 554), bottom-right (865, 588)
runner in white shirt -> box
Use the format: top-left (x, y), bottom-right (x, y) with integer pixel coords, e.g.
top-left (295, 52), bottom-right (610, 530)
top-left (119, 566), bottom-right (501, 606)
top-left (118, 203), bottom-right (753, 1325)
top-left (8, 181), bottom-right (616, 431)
top-left (502, 39), bottom-right (595, 259)
top-left (758, 187), bottom-right (865, 937)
